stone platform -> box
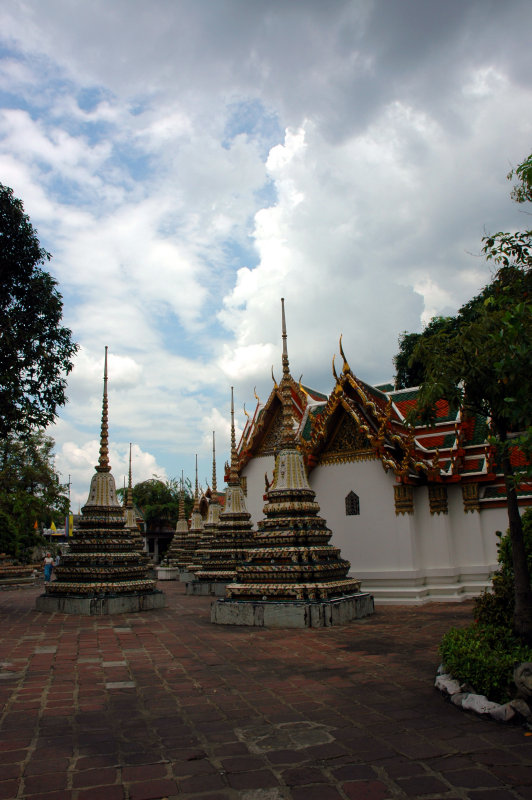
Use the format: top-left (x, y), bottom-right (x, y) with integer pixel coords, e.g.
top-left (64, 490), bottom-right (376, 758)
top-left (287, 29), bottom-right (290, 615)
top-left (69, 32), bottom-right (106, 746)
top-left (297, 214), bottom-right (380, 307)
top-left (179, 569), bottom-right (196, 582)
top-left (35, 590), bottom-right (166, 616)
top-left (156, 566), bottom-right (181, 581)
top-left (186, 580), bottom-right (229, 597)
top-left (211, 592), bottom-right (374, 628)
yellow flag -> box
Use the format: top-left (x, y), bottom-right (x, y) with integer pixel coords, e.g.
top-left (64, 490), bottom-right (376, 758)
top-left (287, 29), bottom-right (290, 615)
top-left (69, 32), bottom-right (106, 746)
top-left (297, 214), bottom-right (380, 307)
top-left (50, 521), bottom-right (57, 531)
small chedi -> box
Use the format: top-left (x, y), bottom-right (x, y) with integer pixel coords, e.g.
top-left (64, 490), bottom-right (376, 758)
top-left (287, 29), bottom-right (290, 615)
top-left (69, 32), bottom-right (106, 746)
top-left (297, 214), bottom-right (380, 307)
top-left (212, 300), bottom-right (374, 628)
top-left (124, 443), bottom-right (149, 561)
top-left (190, 433), bottom-right (223, 569)
top-left (157, 472), bottom-right (189, 579)
top-left (179, 457), bottom-right (204, 579)
top-left (187, 388), bottom-right (255, 596)
top-left (36, 348), bottom-right (165, 615)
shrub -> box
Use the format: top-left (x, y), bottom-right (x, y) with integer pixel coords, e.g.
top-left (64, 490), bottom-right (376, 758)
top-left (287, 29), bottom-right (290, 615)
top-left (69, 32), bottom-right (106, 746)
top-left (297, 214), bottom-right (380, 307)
top-left (440, 623), bottom-right (532, 704)
top-left (474, 508), bottom-right (532, 628)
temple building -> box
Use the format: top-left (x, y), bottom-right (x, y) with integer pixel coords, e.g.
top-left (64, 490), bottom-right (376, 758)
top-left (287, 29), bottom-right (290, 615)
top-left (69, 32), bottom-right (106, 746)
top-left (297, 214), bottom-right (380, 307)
top-left (236, 330), bottom-right (531, 605)
top-left (36, 349), bottom-right (165, 615)
top-left (212, 300), bottom-right (373, 627)
top-left (187, 388), bottom-right (255, 596)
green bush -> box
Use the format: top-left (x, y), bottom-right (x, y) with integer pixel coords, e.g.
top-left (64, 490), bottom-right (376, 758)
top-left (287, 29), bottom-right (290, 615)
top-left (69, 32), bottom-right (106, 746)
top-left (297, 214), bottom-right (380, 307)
top-left (440, 623), bottom-right (532, 704)
top-left (474, 508), bottom-right (532, 628)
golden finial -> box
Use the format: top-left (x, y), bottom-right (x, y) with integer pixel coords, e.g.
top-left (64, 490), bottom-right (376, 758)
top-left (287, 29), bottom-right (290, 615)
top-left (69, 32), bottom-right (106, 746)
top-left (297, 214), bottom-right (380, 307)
top-left (271, 366), bottom-right (278, 388)
top-left (339, 334), bottom-right (350, 374)
top-left (229, 386), bottom-right (240, 485)
top-left (97, 346), bottom-right (110, 472)
top-left (243, 403), bottom-right (250, 420)
top-left (254, 386), bottom-right (260, 404)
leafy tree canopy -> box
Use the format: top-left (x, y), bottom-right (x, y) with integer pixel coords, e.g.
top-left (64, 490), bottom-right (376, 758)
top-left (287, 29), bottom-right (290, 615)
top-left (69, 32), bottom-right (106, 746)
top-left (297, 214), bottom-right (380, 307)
top-left (405, 152), bottom-right (532, 642)
top-left (131, 476), bottom-right (193, 529)
top-left (0, 184), bottom-right (78, 438)
top-left (0, 431), bottom-right (69, 561)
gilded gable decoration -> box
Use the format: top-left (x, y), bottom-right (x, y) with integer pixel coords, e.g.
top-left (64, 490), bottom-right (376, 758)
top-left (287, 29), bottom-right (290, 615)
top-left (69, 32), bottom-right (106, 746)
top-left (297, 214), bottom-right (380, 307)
top-left (257, 409), bottom-right (287, 456)
top-left (394, 484), bottom-right (414, 515)
top-left (462, 483), bottom-right (480, 513)
top-left (428, 485), bottom-right (448, 515)
top-left (319, 412), bottom-right (376, 465)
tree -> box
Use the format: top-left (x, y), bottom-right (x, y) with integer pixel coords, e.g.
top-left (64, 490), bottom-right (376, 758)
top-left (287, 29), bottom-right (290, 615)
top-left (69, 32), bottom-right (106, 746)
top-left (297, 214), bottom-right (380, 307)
top-left (0, 184), bottom-right (78, 439)
top-left (0, 431), bottom-right (69, 560)
top-left (409, 153), bottom-right (532, 643)
top-left (131, 477), bottom-right (194, 530)
top-left (394, 316), bottom-right (454, 388)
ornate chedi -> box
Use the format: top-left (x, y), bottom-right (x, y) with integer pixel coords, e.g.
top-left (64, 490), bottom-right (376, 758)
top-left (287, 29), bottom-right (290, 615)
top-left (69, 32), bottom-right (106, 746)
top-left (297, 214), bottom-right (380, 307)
top-left (157, 472), bottom-right (189, 579)
top-left (212, 300), bottom-right (373, 628)
top-left (36, 348), bottom-right (165, 615)
top-left (179, 456), bottom-right (204, 577)
top-left (187, 388), bottom-right (255, 596)
top-left (124, 443), bottom-right (149, 560)
top-left (191, 433), bottom-right (223, 568)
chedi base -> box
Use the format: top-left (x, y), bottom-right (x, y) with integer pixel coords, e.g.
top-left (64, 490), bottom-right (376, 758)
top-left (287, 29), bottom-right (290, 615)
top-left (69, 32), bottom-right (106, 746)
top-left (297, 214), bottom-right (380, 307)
top-left (211, 592), bottom-right (374, 628)
top-left (35, 590), bottom-right (166, 616)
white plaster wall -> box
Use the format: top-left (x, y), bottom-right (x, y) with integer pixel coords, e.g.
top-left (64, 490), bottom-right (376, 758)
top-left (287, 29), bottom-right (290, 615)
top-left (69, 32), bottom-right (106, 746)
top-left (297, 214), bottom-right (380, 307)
top-left (241, 455), bottom-right (275, 529)
top-left (413, 487), bottom-right (455, 571)
top-left (309, 460), bottom-right (417, 573)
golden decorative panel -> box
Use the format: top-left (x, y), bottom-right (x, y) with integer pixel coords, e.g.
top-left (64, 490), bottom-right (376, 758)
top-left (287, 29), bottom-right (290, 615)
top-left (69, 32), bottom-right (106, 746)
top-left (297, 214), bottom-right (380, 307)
top-left (394, 484), bottom-right (414, 515)
top-left (462, 483), bottom-right (480, 513)
top-left (428, 485), bottom-right (448, 515)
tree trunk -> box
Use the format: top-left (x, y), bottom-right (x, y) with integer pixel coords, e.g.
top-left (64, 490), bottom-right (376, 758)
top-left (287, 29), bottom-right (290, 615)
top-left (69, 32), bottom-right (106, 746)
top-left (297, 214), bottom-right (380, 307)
top-left (500, 441), bottom-right (532, 644)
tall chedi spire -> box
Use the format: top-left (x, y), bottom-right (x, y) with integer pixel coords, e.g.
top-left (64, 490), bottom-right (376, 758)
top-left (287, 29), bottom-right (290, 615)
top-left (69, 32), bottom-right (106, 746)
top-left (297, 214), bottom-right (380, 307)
top-left (37, 348), bottom-right (165, 615)
top-left (188, 387), bottom-right (255, 596)
top-left (212, 301), bottom-right (373, 628)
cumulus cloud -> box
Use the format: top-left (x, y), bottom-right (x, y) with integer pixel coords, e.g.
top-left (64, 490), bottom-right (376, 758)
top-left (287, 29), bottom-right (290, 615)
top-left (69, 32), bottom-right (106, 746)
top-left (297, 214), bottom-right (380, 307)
top-left (1, 0), bottom-right (532, 502)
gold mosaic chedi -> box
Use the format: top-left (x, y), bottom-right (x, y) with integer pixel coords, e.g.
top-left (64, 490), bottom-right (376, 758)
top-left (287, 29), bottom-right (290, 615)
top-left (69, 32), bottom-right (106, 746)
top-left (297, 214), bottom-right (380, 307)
top-left (226, 300), bottom-right (361, 603)
top-left (45, 348), bottom-right (158, 598)
top-left (193, 387), bottom-right (255, 583)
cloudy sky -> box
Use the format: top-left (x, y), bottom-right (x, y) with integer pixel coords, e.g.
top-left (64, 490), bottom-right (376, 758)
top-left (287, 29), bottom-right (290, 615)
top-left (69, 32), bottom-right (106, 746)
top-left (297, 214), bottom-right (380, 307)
top-left (1, 0), bottom-right (531, 508)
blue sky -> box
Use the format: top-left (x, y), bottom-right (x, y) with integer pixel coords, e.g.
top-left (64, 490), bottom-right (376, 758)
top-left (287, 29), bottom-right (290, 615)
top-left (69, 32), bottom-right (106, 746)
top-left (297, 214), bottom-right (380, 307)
top-left (1, 0), bottom-right (532, 508)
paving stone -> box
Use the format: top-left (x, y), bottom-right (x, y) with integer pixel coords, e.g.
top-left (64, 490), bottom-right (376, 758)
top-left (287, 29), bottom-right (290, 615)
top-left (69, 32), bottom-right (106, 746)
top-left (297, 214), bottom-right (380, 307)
top-left (397, 774), bottom-right (451, 795)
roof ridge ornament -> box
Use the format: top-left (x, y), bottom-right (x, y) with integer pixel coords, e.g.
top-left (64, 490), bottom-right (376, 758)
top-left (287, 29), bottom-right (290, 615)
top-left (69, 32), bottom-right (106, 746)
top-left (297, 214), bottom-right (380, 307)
top-left (254, 386), bottom-right (261, 405)
top-left (332, 353), bottom-right (339, 382)
top-left (271, 366), bottom-right (278, 388)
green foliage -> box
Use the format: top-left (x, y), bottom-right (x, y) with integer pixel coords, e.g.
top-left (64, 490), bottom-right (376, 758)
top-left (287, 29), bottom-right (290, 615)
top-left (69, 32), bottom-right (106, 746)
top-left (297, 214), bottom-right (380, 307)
top-left (132, 476), bottom-right (193, 529)
top-left (475, 509), bottom-right (532, 628)
top-left (440, 623), bottom-right (532, 704)
top-left (0, 431), bottom-right (69, 561)
top-left (0, 183), bottom-right (78, 438)
top-left (393, 316), bottom-right (454, 389)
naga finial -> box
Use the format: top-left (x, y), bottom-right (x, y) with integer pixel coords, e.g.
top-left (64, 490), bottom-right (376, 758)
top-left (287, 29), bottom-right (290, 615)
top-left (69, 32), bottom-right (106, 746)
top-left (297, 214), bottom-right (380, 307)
top-left (332, 353), bottom-right (339, 381)
top-left (339, 334), bottom-right (350, 374)
top-left (271, 365), bottom-right (278, 388)
top-left (298, 375), bottom-right (309, 398)
top-left (243, 403), bottom-right (250, 420)
top-left (254, 385), bottom-right (260, 404)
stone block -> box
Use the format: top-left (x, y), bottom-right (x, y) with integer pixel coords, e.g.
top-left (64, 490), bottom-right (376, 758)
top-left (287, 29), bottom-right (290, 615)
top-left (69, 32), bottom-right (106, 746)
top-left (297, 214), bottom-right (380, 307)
top-left (35, 591), bottom-right (166, 616)
top-left (185, 581), bottom-right (229, 596)
top-left (210, 593), bottom-right (374, 628)
top-left (179, 570), bottom-right (196, 582)
top-left (156, 567), bottom-right (180, 581)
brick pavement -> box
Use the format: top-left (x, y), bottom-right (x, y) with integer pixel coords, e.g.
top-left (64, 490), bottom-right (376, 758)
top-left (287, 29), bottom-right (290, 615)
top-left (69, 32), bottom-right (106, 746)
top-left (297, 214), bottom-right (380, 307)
top-left (0, 581), bottom-right (530, 800)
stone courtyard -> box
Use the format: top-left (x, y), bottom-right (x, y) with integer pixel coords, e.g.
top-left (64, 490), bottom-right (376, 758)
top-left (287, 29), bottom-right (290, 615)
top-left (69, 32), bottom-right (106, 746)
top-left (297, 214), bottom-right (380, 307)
top-left (1, 581), bottom-right (531, 800)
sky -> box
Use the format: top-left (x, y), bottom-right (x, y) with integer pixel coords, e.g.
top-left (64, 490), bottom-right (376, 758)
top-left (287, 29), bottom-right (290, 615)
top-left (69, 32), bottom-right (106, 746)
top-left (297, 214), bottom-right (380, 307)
top-left (1, 0), bottom-right (531, 509)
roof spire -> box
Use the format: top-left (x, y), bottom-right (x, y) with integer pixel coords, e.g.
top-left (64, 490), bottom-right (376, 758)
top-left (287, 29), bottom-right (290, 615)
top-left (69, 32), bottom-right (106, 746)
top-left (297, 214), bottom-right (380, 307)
top-left (97, 346), bottom-right (110, 472)
top-left (280, 298), bottom-right (295, 447)
top-left (212, 431), bottom-right (217, 492)
top-left (229, 386), bottom-right (240, 485)
top-left (125, 442), bottom-right (133, 509)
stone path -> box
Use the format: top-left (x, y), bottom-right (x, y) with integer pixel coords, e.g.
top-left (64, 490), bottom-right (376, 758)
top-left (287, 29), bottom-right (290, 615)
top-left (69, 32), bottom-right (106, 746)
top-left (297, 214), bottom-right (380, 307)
top-left (0, 581), bottom-right (531, 800)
